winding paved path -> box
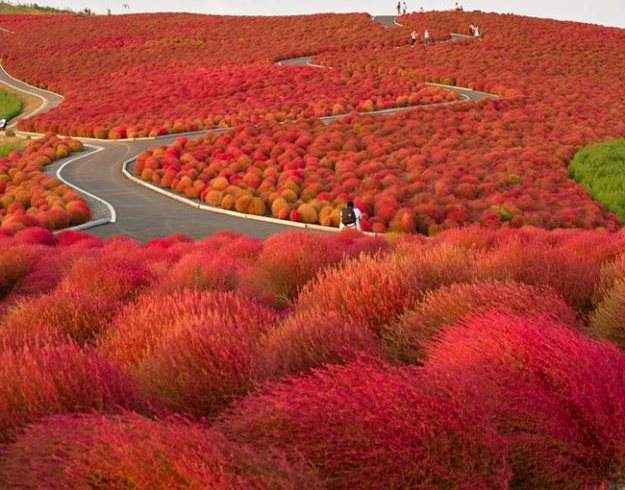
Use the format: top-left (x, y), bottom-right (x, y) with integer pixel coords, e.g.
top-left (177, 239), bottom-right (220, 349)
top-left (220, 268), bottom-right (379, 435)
top-left (0, 16), bottom-right (493, 241)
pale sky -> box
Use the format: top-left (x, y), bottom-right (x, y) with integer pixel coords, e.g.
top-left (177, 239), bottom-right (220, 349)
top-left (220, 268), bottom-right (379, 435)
top-left (27, 0), bottom-right (625, 28)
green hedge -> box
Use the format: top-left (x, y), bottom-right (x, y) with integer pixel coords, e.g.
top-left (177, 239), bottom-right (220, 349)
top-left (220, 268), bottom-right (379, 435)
top-left (0, 91), bottom-right (22, 120)
top-left (569, 138), bottom-right (625, 221)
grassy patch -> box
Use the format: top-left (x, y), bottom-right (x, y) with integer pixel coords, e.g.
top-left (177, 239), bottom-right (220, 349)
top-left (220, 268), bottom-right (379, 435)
top-left (0, 136), bottom-right (25, 156)
top-left (569, 138), bottom-right (625, 221)
top-left (0, 91), bottom-right (22, 120)
top-left (0, 83), bottom-right (40, 121)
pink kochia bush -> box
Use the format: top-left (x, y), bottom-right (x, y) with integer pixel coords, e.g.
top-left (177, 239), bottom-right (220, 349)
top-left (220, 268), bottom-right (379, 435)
top-left (0, 343), bottom-right (137, 442)
top-left (218, 359), bottom-right (511, 489)
top-left (0, 412), bottom-right (322, 490)
top-left (422, 312), bottom-right (625, 489)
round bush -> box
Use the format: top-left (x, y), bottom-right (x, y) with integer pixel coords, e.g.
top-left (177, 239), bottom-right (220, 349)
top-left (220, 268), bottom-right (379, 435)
top-left (296, 244), bottom-right (480, 334)
top-left (422, 311), bottom-right (625, 489)
top-left (0, 289), bottom-right (118, 348)
top-left (238, 231), bottom-right (344, 307)
top-left (476, 240), bottom-right (600, 311)
top-left (0, 343), bottom-right (138, 442)
top-left (58, 254), bottom-right (152, 302)
top-left (0, 412), bottom-right (322, 490)
top-left (219, 360), bottom-right (510, 489)
top-left (98, 290), bottom-right (276, 368)
top-left (383, 281), bottom-right (580, 364)
top-left (261, 310), bottom-right (386, 379)
top-left (134, 310), bottom-right (270, 417)
top-left (157, 249), bottom-right (237, 293)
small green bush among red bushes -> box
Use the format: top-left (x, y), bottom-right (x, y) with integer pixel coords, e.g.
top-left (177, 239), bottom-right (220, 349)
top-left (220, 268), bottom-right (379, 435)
top-left (0, 226), bottom-right (622, 487)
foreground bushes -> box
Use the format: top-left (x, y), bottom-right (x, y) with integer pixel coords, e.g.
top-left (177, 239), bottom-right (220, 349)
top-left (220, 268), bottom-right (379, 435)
top-left (0, 413), bottom-right (322, 489)
top-left (0, 343), bottom-right (137, 442)
top-left (0, 226), bottom-right (622, 487)
top-left (422, 312), bottom-right (625, 488)
top-left (219, 360), bottom-right (510, 489)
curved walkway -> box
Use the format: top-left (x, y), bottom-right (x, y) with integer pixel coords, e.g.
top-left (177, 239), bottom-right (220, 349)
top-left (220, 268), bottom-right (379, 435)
top-left (0, 65), bottom-right (63, 127)
top-left (0, 16), bottom-right (495, 241)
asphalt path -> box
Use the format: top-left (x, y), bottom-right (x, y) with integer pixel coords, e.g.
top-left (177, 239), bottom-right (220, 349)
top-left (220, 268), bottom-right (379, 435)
top-left (0, 15), bottom-right (494, 241)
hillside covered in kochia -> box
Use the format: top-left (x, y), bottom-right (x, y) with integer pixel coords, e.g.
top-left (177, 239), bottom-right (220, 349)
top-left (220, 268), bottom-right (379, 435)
top-left (1, 12), bottom-right (621, 231)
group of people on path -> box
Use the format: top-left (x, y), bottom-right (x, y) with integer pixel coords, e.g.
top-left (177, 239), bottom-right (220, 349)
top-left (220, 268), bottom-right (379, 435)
top-left (397, 2), bottom-right (425, 15)
top-left (410, 29), bottom-right (430, 46)
top-left (408, 24), bottom-right (480, 46)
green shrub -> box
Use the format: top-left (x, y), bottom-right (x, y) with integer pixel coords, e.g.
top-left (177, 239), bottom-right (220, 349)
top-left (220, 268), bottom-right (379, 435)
top-left (569, 139), bottom-right (625, 221)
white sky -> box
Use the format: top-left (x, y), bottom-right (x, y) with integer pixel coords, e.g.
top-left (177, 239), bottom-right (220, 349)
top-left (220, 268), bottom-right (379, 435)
top-left (25, 0), bottom-right (625, 28)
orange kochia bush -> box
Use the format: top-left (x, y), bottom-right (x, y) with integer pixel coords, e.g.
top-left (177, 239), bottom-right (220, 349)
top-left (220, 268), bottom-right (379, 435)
top-left (0, 133), bottom-right (90, 233)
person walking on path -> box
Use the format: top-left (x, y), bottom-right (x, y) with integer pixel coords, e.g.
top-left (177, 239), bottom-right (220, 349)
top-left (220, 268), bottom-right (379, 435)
top-left (402, 1), bottom-right (407, 15)
top-left (474, 25), bottom-right (480, 38)
top-left (340, 201), bottom-right (362, 232)
top-left (410, 30), bottom-right (418, 47)
top-left (396, 1), bottom-right (401, 15)
top-left (469, 24), bottom-right (475, 36)
top-left (424, 29), bottom-right (430, 45)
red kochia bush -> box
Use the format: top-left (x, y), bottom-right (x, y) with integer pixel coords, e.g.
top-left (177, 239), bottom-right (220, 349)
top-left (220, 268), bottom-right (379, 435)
top-left (156, 249), bottom-right (238, 293)
top-left (0, 244), bottom-right (41, 296)
top-left (13, 227), bottom-right (57, 246)
top-left (477, 240), bottom-right (600, 311)
top-left (0, 289), bottom-right (118, 348)
top-left (261, 310), bottom-right (386, 379)
top-left (383, 281), bottom-right (580, 364)
top-left (295, 253), bottom-right (421, 333)
top-left (99, 290), bottom-right (276, 368)
top-left (296, 244), bottom-right (481, 333)
top-left (422, 312), bottom-right (625, 489)
top-left (0, 413), bottom-right (322, 490)
top-left (134, 310), bottom-right (269, 418)
top-left (57, 254), bottom-right (152, 303)
top-left (239, 231), bottom-right (345, 307)
top-left (0, 343), bottom-right (138, 442)
top-left (9, 251), bottom-right (68, 298)
top-left (219, 359), bottom-right (510, 489)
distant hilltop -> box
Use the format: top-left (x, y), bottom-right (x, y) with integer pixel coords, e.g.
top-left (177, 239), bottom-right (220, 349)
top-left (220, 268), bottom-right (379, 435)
top-left (0, 1), bottom-right (92, 14)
